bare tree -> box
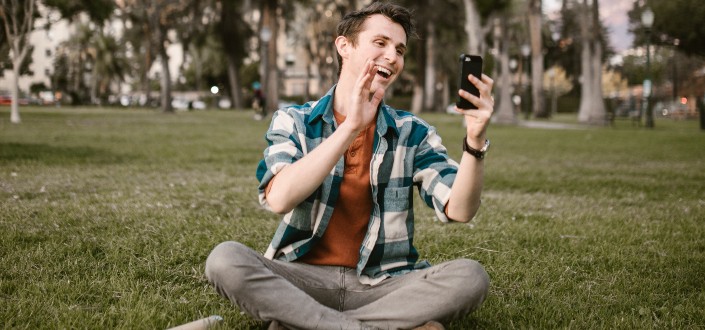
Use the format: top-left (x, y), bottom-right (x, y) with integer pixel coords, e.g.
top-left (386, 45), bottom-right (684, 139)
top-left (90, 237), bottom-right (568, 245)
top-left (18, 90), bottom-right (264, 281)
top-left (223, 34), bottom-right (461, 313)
top-left (0, 0), bottom-right (36, 123)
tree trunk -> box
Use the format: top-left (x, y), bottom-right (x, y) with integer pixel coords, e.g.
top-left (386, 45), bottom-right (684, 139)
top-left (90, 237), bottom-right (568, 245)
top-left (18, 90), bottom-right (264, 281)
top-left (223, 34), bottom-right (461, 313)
top-left (423, 21), bottom-right (437, 112)
top-left (493, 19), bottom-right (516, 124)
top-left (226, 55), bottom-right (243, 109)
top-left (587, 41), bottom-right (606, 124)
top-left (528, 0), bottom-right (546, 118)
top-left (411, 23), bottom-right (426, 114)
top-left (440, 75), bottom-right (449, 112)
top-left (10, 59), bottom-right (22, 123)
top-left (262, 0), bottom-right (279, 115)
top-left (159, 44), bottom-right (173, 113)
top-left (411, 84), bottom-right (423, 114)
top-left (578, 0), bottom-right (595, 123)
top-left (91, 72), bottom-right (100, 105)
top-left (462, 0), bottom-right (483, 55)
top-left (587, 0), bottom-right (606, 125)
top-left (4, 0), bottom-right (36, 123)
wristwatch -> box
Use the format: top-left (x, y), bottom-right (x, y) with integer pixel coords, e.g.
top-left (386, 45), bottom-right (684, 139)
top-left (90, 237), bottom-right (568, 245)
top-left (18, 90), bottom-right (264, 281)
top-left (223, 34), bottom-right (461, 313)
top-left (462, 137), bottom-right (490, 160)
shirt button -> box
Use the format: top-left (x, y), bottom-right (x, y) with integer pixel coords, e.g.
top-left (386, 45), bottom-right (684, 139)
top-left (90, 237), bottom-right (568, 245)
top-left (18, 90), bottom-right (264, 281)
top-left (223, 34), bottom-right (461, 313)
top-left (350, 151), bottom-right (357, 157)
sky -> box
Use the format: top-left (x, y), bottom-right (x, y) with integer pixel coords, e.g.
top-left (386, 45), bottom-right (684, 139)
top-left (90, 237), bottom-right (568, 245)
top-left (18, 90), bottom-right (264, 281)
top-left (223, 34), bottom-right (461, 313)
top-left (544, 0), bottom-right (634, 53)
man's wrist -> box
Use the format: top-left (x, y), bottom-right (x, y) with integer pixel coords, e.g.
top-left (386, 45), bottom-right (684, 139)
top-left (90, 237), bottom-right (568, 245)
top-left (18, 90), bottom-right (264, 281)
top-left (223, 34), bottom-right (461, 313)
top-left (462, 136), bottom-right (490, 160)
top-left (465, 136), bottom-right (486, 150)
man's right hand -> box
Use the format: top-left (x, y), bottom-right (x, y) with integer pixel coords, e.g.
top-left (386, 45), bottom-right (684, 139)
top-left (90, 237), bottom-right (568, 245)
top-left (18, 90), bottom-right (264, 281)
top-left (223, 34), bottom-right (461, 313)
top-left (342, 59), bottom-right (385, 133)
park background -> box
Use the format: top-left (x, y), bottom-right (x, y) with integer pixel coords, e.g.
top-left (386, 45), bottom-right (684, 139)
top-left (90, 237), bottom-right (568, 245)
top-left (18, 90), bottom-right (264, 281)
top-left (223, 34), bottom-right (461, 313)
top-left (2, 0), bottom-right (705, 328)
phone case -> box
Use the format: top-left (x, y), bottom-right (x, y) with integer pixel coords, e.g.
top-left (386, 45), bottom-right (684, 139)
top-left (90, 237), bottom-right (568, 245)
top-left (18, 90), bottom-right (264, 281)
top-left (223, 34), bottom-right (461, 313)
top-left (457, 54), bottom-right (483, 110)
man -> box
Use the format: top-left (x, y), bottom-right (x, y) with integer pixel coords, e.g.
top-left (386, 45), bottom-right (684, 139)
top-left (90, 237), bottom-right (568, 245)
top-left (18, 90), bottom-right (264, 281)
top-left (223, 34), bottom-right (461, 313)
top-left (206, 2), bottom-right (495, 329)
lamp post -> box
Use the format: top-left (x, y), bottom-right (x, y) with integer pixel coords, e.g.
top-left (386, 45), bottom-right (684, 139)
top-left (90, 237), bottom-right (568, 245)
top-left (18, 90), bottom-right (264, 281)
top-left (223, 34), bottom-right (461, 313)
top-left (550, 31), bottom-right (561, 117)
top-left (641, 6), bottom-right (655, 128)
top-left (509, 58), bottom-right (519, 115)
top-left (520, 44), bottom-right (531, 119)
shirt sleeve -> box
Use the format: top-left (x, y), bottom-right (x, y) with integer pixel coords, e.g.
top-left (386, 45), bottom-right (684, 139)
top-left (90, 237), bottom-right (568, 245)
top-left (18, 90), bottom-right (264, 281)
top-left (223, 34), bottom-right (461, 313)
top-left (256, 109), bottom-right (304, 210)
top-left (411, 125), bottom-right (458, 223)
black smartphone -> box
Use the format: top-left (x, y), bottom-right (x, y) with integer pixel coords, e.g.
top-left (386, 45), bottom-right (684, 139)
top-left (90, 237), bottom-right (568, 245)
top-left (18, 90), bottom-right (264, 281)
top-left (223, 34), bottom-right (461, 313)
top-left (456, 54), bottom-right (483, 110)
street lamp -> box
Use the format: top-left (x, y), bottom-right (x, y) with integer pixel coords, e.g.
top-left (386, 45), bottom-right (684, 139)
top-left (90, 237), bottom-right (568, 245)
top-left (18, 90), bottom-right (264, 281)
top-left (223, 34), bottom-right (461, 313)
top-left (550, 31), bottom-right (561, 117)
top-left (641, 6), bottom-right (655, 128)
top-left (520, 44), bottom-right (531, 119)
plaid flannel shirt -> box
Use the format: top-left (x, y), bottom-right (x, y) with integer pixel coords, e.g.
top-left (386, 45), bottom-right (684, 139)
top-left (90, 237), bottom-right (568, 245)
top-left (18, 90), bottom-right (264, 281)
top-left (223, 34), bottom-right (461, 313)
top-left (256, 86), bottom-right (459, 285)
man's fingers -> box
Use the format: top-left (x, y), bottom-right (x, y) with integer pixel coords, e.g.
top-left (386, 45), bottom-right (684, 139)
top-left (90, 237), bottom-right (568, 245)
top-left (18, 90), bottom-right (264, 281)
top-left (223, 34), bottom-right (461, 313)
top-left (370, 87), bottom-right (385, 106)
top-left (457, 89), bottom-right (494, 115)
top-left (357, 59), bottom-right (376, 90)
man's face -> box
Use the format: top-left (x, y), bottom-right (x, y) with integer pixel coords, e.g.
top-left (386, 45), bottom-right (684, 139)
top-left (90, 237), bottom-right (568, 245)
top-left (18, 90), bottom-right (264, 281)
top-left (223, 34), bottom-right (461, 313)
top-left (346, 14), bottom-right (407, 93)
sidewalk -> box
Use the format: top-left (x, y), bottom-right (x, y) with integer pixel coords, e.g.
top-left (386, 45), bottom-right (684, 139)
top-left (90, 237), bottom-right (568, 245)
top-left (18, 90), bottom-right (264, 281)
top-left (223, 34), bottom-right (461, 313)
top-left (518, 120), bottom-right (588, 130)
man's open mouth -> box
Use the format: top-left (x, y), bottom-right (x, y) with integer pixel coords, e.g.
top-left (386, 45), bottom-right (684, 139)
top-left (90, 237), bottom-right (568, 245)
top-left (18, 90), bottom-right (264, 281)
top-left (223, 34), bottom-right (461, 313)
top-left (375, 66), bottom-right (392, 79)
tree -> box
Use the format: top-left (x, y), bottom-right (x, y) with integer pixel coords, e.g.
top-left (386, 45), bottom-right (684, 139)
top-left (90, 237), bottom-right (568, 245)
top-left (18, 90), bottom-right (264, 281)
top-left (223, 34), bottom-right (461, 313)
top-left (120, 0), bottom-right (192, 113)
top-left (260, 0), bottom-right (279, 115)
top-left (577, 0), bottom-right (607, 125)
top-left (217, 0), bottom-right (251, 109)
top-left (43, 0), bottom-right (114, 23)
top-left (629, 0), bottom-right (705, 58)
top-left (43, 0), bottom-right (119, 105)
top-left (88, 31), bottom-right (128, 104)
top-left (527, 0), bottom-right (546, 118)
top-left (400, 0), bottom-right (501, 113)
top-left (54, 23), bottom-right (94, 104)
top-left (0, 0), bottom-right (36, 123)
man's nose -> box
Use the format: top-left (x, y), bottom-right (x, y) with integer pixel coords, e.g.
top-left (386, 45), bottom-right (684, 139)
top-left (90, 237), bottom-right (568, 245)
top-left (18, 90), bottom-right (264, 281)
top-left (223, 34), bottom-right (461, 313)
top-left (384, 47), bottom-right (398, 64)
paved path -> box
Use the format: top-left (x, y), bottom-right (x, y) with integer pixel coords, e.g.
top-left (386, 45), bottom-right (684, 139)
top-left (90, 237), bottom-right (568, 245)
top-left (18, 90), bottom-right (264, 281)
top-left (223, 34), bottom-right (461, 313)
top-left (518, 120), bottom-right (589, 130)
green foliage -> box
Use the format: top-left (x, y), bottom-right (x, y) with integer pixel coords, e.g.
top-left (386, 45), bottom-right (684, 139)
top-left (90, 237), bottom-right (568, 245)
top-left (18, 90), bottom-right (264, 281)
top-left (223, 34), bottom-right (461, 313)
top-left (1, 108), bottom-right (704, 328)
top-left (629, 0), bottom-right (705, 57)
top-left (43, 0), bottom-right (115, 23)
top-left (619, 48), bottom-right (669, 86)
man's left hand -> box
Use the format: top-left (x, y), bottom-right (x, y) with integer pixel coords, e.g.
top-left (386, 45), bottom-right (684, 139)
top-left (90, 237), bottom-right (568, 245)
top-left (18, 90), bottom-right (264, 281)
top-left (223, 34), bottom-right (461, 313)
top-left (454, 74), bottom-right (494, 148)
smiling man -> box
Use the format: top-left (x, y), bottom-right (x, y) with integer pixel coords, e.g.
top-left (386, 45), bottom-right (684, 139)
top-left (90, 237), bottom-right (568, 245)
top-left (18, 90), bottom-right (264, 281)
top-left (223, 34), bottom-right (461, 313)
top-left (205, 2), bottom-right (495, 329)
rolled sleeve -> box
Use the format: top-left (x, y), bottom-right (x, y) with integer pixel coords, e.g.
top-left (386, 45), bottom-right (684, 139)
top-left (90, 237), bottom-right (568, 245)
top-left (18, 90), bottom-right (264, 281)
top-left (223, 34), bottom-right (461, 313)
top-left (256, 110), bottom-right (304, 209)
top-left (412, 127), bottom-right (458, 223)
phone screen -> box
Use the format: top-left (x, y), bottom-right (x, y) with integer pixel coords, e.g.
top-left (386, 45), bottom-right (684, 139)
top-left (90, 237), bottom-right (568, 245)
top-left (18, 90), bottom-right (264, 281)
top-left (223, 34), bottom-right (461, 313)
top-left (456, 54), bottom-right (483, 110)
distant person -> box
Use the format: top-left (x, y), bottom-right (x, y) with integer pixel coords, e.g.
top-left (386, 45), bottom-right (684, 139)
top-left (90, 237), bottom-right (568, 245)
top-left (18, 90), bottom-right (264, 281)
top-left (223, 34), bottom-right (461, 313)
top-left (206, 2), bottom-right (495, 329)
top-left (252, 81), bottom-right (266, 120)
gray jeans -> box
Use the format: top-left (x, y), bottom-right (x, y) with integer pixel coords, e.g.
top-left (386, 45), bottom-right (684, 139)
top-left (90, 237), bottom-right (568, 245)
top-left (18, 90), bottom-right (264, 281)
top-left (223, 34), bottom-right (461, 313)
top-left (205, 241), bottom-right (489, 330)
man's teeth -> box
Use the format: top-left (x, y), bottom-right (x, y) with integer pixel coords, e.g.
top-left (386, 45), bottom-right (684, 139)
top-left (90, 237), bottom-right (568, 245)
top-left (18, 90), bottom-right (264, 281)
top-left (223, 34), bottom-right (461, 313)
top-left (376, 66), bottom-right (391, 76)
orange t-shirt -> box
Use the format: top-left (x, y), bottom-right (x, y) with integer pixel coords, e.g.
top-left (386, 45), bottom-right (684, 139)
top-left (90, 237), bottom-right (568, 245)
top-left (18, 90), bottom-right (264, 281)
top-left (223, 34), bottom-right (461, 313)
top-left (297, 111), bottom-right (375, 268)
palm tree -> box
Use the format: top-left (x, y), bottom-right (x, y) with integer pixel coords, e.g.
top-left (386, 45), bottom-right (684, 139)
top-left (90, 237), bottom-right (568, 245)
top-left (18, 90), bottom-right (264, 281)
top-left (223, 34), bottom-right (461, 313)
top-left (88, 32), bottom-right (128, 104)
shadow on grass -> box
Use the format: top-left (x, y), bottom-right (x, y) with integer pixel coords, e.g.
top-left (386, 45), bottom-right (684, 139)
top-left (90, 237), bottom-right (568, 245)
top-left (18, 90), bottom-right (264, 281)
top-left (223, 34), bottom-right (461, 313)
top-left (0, 142), bottom-right (131, 165)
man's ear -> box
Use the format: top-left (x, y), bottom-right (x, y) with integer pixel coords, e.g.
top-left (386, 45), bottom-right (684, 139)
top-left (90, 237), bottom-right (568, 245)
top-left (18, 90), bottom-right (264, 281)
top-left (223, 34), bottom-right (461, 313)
top-left (335, 36), bottom-right (351, 59)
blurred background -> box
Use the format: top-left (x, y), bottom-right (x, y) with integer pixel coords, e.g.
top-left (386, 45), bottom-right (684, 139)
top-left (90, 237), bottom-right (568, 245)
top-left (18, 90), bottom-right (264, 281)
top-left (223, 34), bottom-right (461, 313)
top-left (1, 0), bottom-right (703, 126)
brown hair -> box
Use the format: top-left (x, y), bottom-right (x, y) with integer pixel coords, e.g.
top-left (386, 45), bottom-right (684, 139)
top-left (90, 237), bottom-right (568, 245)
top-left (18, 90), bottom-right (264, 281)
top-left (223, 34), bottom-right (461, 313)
top-left (335, 1), bottom-right (416, 76)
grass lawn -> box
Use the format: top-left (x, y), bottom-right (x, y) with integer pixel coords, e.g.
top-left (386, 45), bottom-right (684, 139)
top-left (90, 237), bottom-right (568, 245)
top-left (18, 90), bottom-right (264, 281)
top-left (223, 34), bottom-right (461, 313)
top-left (1, 106), bottom-right (704, 329)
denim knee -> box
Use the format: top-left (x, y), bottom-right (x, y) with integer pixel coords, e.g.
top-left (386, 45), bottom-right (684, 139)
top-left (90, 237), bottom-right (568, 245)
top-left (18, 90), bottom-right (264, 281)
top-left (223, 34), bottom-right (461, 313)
top-left (205, 241), bottom-right (253, 286)
top-left (452, 259), bottom-right (490, 310)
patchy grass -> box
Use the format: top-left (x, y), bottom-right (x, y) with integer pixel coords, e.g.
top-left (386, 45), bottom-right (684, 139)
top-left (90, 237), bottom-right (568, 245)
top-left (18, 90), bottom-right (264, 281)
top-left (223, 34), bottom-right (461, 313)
top-left (1, 107), bottom-right (704, 329)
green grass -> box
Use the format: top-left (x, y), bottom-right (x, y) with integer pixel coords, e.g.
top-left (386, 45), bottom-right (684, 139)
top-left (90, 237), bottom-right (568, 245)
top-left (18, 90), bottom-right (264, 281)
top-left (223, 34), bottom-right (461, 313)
top-left (1, 107), bottom-right (704, 329)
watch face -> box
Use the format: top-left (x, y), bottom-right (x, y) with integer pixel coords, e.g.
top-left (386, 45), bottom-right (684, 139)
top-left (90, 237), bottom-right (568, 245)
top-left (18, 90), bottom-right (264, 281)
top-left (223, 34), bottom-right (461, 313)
top-left (481, 139), bottom-right (490, 152)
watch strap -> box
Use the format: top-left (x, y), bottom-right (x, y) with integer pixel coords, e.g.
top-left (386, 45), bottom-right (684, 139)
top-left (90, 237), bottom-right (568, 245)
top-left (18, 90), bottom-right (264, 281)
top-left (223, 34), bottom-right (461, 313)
top-left (462, 137), bottom-right (489, 160)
